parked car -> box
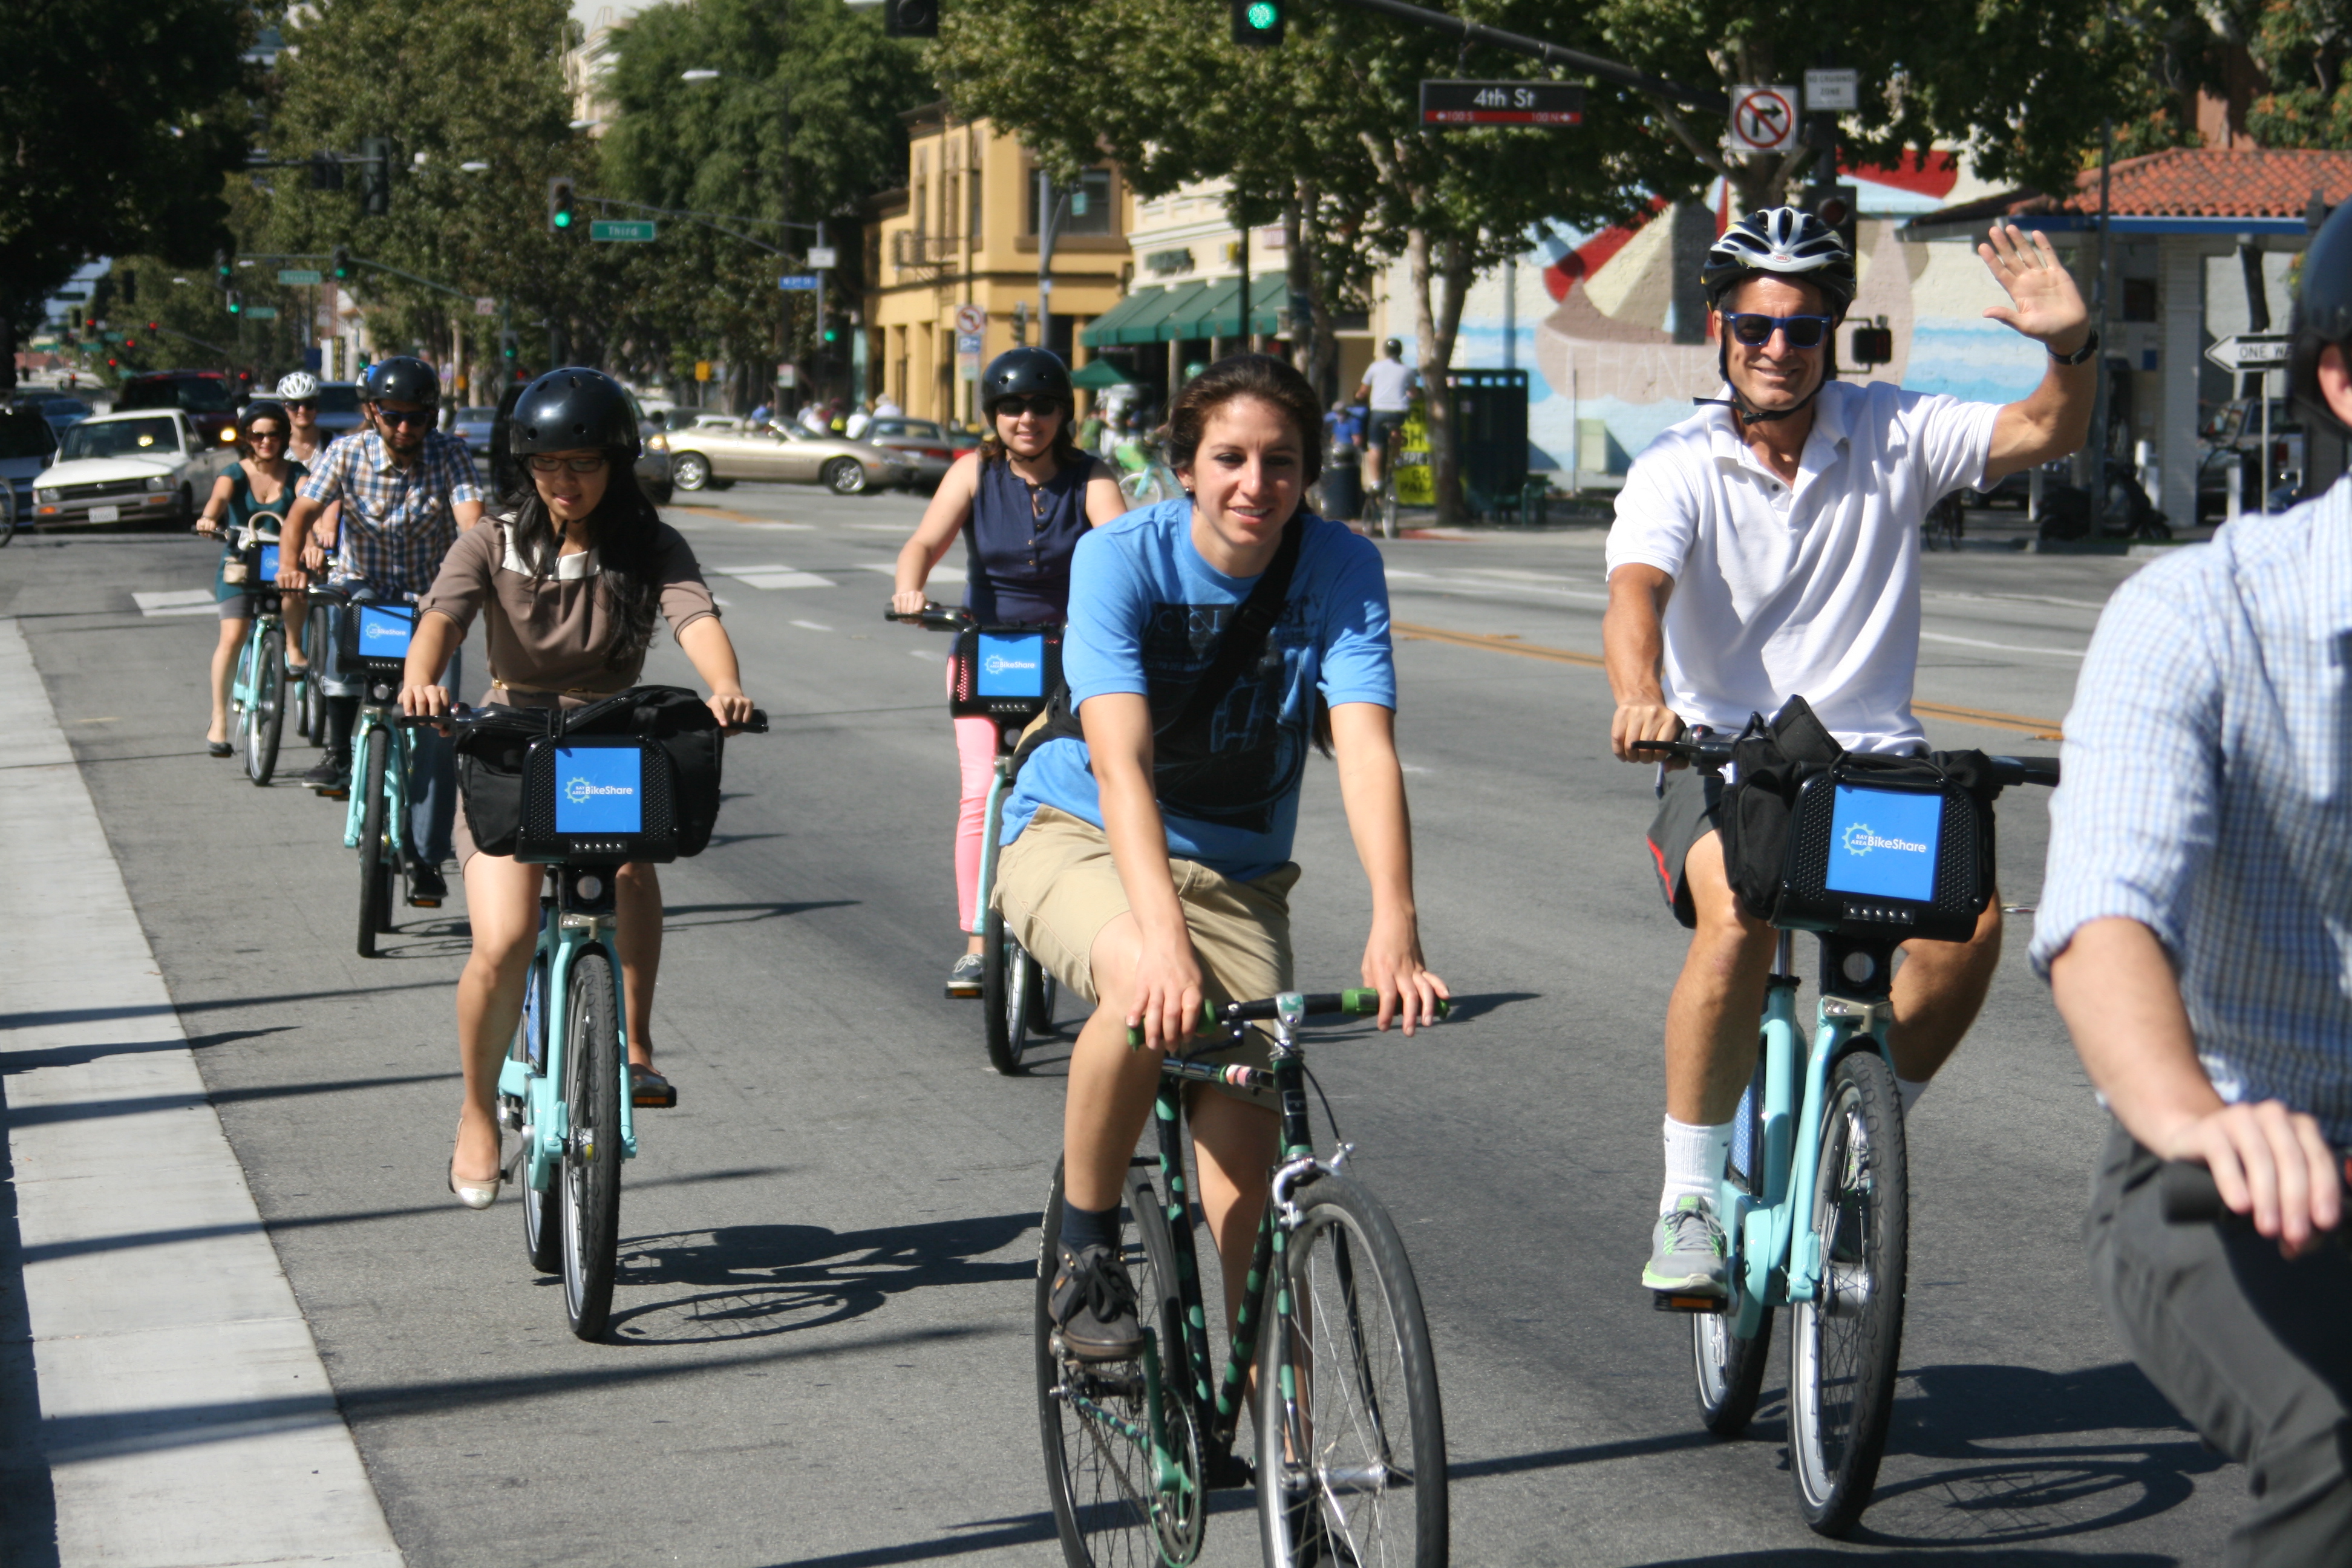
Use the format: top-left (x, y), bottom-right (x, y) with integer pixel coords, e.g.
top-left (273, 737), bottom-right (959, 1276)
top-left (13, 390), bottom-right (93, 441)
top-left (113, 370), bottom-right (243, 448)
top-left (450, 405), bottom-right (498, 453)
top-left (29, 408), bottom-right (237, 528)
top-left (0, 408), bottom-right (59, 520)
top-left (664, 419), bottom-right (912, 495)
top-left (313, 381), bottom-right (366, 440)
top-left (864, 416), bottom-right (960, 491)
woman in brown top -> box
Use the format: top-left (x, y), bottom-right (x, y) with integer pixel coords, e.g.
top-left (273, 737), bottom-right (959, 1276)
top-left (402, 368), bottom-right (754, 1209)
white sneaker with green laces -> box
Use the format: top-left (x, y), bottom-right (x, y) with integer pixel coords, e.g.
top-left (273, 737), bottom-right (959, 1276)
top-left (1642, 1194), bottom-right (1729, 1295)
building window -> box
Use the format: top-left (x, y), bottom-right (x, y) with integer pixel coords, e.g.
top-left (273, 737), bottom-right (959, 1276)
top-left (969, 166), bottom-right (984, 241)
top-left (2121, 278), bottom-right (2157, 322)
top-left (1029, 166), bottom-right (1115, 237)
top-left (913, 152), bottom-right (928, 238)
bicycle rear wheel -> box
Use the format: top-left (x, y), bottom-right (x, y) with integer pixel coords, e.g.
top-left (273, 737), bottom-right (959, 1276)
top-left (354, 727), bottom-right (393, 958)
top-left (1789, 1050), bottom-right (1908, 1537)
top-left (514, 957), bottom-right (560, 1275)
top-left (246, 627), bottom-right (286, 785)
top-left (560, 947), bottom-right (623, 1340)
top-left (982, 902), bottom-right (1024, 1076)
top-left (1037, 1159), bottom-right (1204, 1567)
top-left (1258, 1172), bottom-right (1446, 1568)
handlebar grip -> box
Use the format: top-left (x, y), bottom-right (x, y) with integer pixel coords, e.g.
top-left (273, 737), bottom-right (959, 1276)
top-left (1126, 1002), bottom-right (1224, 1049)
top-left (739, 710), bottom-right (769, 734)
top-left (2160, 1161), bottom-right (2226, 1224)
top-left (1988, 755), bottom-right (2063, 789)
top-left (1339, 988), bottom-right (1452, 1021)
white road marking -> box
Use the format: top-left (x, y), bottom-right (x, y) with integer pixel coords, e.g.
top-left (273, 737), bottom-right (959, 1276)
top-left (131, 590), bottom-right (217, 617)
top-left (731, 521), bottom-right (815, 531)
top-left (858, 561), bottom-right (963, 582)
top-left (909, 647), bottom-right (944, 661)
top-left (712, 564), bottom-right (837, 590)
top-left (1918, 630), bottom-right (2087, 658)
top-left (790, 619), bottom-right (833, 632)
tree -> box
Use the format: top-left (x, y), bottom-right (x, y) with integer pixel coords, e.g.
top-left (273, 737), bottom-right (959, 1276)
top-left (0, 0), bottom-right (255, 388)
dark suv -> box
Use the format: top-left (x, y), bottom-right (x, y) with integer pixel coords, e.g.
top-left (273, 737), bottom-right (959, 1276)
top-left (115, 371), bottom-right (243, 448)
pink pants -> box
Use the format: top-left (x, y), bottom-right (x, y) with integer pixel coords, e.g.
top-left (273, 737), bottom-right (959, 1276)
top-left (951, 662), bottom-right (997, 932)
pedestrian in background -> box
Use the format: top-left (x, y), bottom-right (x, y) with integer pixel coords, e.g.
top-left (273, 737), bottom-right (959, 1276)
top-left (845, 398), bottom-right (874, 440)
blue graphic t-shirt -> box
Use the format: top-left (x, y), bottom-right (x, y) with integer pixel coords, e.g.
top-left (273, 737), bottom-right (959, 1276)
top-left (1002, 500), bottom-right (1396, 880)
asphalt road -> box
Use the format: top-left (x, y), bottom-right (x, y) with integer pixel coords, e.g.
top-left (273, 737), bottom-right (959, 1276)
top-left (0, 489), bottom-right (2210, 1567)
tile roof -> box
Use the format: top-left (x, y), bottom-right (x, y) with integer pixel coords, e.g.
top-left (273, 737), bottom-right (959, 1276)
top-left (1916, 147), bottom-right (2352, 226)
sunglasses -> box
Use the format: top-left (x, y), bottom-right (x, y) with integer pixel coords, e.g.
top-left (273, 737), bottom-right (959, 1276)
top-left (247, 429), bottom-right (286, 442)
top-left (373, 406), bottom-right (436, 426)
top-left (527, 455), bottom-right (609, 474)
top-left (1722, 312), bottom-right (1835, 349)
top-left (284, 401), bottom-right (316, 411)
top-left (994, 396), bottom-right (1061, 419)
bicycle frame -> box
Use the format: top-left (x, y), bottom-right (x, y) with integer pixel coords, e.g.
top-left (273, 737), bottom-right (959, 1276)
top-left (341, 704), bottom-right (411, 859)
top-left (229, 600), bottom-right (286, 717)
top-left (497, 876), bottom-right (638, 1197)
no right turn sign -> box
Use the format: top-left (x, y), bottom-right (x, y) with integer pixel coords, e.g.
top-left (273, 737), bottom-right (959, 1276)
top-left (1729, 85), bottom-right (1799, 152)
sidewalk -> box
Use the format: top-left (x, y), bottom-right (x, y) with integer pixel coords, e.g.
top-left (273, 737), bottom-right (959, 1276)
top-left (0, 618), bottom-right (402, 1567)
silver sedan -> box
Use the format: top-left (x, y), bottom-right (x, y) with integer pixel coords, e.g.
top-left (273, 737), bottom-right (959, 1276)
top-left (664, 419), bottom-right (911, 496)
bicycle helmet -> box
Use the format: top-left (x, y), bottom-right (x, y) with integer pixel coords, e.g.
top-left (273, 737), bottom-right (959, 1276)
top-left (2292, 200), bottom-right (2352, 433)
top-left (979, 347), bottom-right (1073, 418)
top-left (508, 367), bottom-right (642, 461)
top-left (359, 354), bottom-right (440, 407)
top-left (273, 370), bottom-right (318, 401)
top-left (1701, 206), bottom-right (1857, 321)
top-left (1382, 337), bottom-right (1403, 355)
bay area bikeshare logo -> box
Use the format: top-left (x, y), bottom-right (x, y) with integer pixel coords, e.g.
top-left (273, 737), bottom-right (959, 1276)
top-left (975, 633), bottom-right (1047, 697)
top-left (1840, 822), bottom-right (1929, 857)
top-left (1824, 783), bottom-right (1944, 902)
top-left (566, 776), bottom-right (635, 805)
top-left (554, 745), bottom-right (644, 833)
top-left (981, 650), bottom-right (1037, 678)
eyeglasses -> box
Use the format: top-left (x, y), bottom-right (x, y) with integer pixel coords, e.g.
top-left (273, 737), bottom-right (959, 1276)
top-left (284, 401), bottom-right (316, 411)
top-left (1722, 312), bottom-right (1835, 349)
top-left (247, 430), bottom-right (286, 443)
top-left (993, 396), bottom-right (1061, 419)
top-left (526, 455), bottom-right (608, 474)
top-left (373, 405), bottom-right (436, 426)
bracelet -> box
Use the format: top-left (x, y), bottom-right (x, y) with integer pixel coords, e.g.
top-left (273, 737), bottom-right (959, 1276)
top-left (2050, 331), bottom-right (2099, 367)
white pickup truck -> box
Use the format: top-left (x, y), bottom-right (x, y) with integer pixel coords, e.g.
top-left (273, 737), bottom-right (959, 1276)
top-left (29, 407), bottom-right (239, 529)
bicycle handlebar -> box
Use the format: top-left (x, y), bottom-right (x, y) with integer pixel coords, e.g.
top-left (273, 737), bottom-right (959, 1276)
top-left (1626, 735), bottom-right (2061, 788)
top-left (1125, 990), bottom-right (1451, 1048)
top-left (884, 601), bottom-right (970, 633)
top-left (2161, 1154), bottom-right (2352, 1234)
top-left (397, 703), bottom-right (770, 736)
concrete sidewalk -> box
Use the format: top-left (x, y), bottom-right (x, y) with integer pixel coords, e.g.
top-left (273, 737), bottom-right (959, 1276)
top-left (0, 617), bottom-right (402, 1567)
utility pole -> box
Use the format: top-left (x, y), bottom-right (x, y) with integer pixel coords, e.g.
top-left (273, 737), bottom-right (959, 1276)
top-left (2087, 119), bottom-right (2114, 535)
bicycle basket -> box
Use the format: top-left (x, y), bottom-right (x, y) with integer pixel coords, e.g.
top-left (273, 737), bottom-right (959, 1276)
top-left (949, 626), bottom-right (1061, 720)
top-left (1771, 763), bottom-right (1990, 944)
top-left (337, 601), bottom-right (420, 674)
top-left (514, 733), bottom-right (680, 866)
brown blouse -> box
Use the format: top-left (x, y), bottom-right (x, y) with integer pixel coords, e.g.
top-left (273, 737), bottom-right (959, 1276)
top-left (419, 516), bottom-right (719, 701)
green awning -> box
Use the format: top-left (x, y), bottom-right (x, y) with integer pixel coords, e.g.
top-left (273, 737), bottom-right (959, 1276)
top-left (1161, 275), bottom-right (1285, 341)
top-left (1070, 359), bottom-right (1134, 389)
top-left (1083, 284), bottom-right (1189, 347)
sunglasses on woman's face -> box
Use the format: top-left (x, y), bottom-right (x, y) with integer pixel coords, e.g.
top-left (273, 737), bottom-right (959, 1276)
top-left (527, 455), bottom-right (608, 474)
top-left (1722, 312), bottom-right (1835, 350)
top-left (995, 396), bottom-right (1060, 419)
top-left (247, 429), bottom-right (286, 443)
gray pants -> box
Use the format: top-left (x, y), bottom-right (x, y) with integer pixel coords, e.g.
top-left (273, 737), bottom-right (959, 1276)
top-left (2086, 1121), bottom-right (2352, 1564)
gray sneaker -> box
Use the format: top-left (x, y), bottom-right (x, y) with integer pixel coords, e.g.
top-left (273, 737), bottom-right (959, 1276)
top-left (945, 952), bottom-right (985, 999)
top-left (1642, 1194), bottom-right (1728, 1296)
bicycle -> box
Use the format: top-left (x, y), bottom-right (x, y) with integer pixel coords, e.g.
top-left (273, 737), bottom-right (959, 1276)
top-left (1038, 989), bottom-right (1451, 1568)
top-left (219, 512), bottom-right (298, 786)
top-left (888, 600), bottom-right (1060, 1074)
top-left (1630, 733), bottom-right (2059, 1536)
top-left (312, 586), bottom-right (434, 956)
top-left (420, 701), bottom-right (768, 1339)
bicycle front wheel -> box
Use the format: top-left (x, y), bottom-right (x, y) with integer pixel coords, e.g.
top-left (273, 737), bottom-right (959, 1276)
top-left (298, 616), bottom-right (325, 744)
top-left (246, 627), bottom-right (286, 785)
top-left (515, 957), bottom-right (560, 1275)
top-left (1037, 1159), bottom-right (1204, 1568)
top-left (559, 947), bottom-right (623, 1340)
top-left (1788, 1050), bottom-right (1909, 1537)
top-left (354, 727), bottom-right (392, 958)
top-left (1258, 1172), bottom-right (1447, 1568)
top-left (982, 902), bottom-right (1024, 1076)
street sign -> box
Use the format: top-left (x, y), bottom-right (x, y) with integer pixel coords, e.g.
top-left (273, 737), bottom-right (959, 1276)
top-left (1728, 84), bottom-right (1799, 152)
top-left (694, 361), bottom-right (712, 382)
top-left (277, 269), bottom-right (322, 286)
top-left (243, 305), bottom-right (279, 320)
top-left (776, 364), bottom-right (797, 388)
top-left (779, 275), bottom-right (820, 291)
top-left (1418, 80), bottom-right (1586, 128)
top-left (591, 219), bottom-right (657, 242)
top-left (474, 296), bottom-right (497, 316)
top-left (2205, 332), bottom-right (2292, 372)
top-left (1804, 69), bottom-right (1858, 111)
top-left (956, 332), bottom-right (983, 356)
top-left (956, 304), bottom-right (986, 333)
top-left (807, 246), bottom-right (838, 270)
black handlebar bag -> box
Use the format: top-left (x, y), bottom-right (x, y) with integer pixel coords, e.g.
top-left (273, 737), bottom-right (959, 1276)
top-left (949, 626), bottom-right (1062, 722)
top-left (1718, 696), bottom-right (2002, 943)
top-left (336, 600), bottom-right (420, 676)
top-left (456, 685), bottom-right (725, 861)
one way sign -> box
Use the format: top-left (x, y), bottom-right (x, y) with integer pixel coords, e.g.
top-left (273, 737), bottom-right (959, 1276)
top-left (2205, 332), bottom-right (2292, 373)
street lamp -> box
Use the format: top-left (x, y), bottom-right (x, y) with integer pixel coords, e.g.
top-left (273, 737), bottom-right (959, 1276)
top-left (679, 69), bottom-right (720, 82)
top-left (459, 161), bottom-right (489, 172)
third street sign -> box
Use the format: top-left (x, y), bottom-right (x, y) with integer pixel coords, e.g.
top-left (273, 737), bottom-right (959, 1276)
top-left (1419, 80), bottom-right (1586, 128)
top-left (2204, 332), bottom-right (2292, 373)
top-left (590, 220), bottom-right (658, 242)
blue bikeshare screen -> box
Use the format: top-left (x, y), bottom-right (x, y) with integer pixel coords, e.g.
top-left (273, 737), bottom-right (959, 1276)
top-left (554, 746), bottom-right (644, 835)
top-left (1824, 784), bottom-right (1944, 903)
top-left (356, 604), bottom-right (416, 659)
top-left (258, 543), bottom-right (279, 580)
top-left (976, 631), bottom-right (1046, 699)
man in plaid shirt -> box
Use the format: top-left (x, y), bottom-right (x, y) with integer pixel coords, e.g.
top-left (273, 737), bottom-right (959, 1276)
top-left (278, 356), bottom-right (483, 901)
top-left (2039, 203), bottom-right (2352, 1563)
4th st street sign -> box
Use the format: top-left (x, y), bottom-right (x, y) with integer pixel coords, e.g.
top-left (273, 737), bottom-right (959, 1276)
top-left (2206, 332), bottom-right (2292, 373)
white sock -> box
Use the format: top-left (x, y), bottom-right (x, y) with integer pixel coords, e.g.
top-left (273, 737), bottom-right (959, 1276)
top-left (1661, 1115), bottom-right (1735, 1213)
top-left (1898, 1076), bottom-right (1929, 1117)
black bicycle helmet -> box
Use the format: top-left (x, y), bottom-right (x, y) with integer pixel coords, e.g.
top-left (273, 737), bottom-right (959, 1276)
top-left (2292, 201), bottom-right (2352, 433)
top-left (359, 354), bottom-right (440, 407)
top-left (979, 347), bottom-right (1073, 417)
top-left (508, 367), bottom-right (642, 461)
top-left (1702, 206), bottom-right (1857, 321)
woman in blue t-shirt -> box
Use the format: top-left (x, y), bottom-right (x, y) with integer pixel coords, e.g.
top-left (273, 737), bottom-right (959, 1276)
top-left (993, 353), bottom-right (1447, 1371)
top-left (888, 348), bottom-right (1126, 998)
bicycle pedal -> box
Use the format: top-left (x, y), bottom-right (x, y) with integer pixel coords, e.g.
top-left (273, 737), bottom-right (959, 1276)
top-left (408, 896), bottom-right (442, 909)
top-left (1651, 1290), bottom-right (1726, 1315)
top-left (1204, 1452), bottom-right (1255, 1491)
top-left (945, 983), bottom-right (982, 999)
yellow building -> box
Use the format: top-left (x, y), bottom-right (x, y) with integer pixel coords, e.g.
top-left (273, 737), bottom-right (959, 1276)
top-left (861, 105), bottom-right (1132, 425)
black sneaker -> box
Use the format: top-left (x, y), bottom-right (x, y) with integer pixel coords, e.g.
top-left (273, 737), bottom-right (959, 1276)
top-left (407, 858), bottom-right (448, 906)
top-left (1048, 1241), bottom-right (1144, 1362)
top-left (301, 759), bottom-right (348, 795)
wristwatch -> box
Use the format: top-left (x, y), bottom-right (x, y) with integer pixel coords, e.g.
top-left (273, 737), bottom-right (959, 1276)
top-left (2050, 331), bottom-right (2099, 366)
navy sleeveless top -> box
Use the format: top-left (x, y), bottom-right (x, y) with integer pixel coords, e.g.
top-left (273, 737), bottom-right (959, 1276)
top-left (962, 454), bottom-right (1091, 626)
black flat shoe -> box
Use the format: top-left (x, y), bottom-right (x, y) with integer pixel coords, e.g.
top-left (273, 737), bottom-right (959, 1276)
top-left (207, 740), bottom-right (233, 757)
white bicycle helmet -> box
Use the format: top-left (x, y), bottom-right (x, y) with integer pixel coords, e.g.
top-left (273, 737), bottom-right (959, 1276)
top-left (1702, 207), bottom-right (1856, 321)
top-left (275, 370), bottom-right (319, 400)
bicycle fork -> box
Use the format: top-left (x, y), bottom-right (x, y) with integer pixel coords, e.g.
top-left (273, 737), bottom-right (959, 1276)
top-left (969, 750), bottom-right (1015, 937)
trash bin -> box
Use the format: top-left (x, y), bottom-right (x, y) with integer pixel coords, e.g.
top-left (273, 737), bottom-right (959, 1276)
top-left (1443, 369), bottom-right (1529, 514)
top-left (1320, 446), bottom-right (1363, 521)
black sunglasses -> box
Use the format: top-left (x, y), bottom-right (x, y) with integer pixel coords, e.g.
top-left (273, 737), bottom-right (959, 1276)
top-left (373, 405), bottom-right (436, 426)
top-left (1723, 312), bottom-right (1835, 349)
top-left (993, 396), bottom-right (1062, 419)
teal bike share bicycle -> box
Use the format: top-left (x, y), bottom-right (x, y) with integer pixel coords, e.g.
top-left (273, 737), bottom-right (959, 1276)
top-left (421, 701), bottom-right (767, 1339)
top-left (888, 601), bottom-right (1060, 1073)
top-left (1039, 990), bottom-right (1452, 1568)
top-left (311, 587), bottom-right (440, 956)
top-left (218, 512), bottom-right (303, 785)
top-left (1630, 731), bottom-right (2057, 1535)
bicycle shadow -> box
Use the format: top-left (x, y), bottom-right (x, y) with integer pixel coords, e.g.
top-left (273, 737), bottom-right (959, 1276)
top-left (601, 1210), bottom-right (1037, 1348)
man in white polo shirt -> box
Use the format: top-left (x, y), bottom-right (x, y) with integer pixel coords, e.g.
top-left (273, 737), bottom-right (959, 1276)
top-left (1604, 206), bottom-right (2099, 1296)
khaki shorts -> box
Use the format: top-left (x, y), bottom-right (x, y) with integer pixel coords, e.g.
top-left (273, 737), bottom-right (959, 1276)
top-left (995, 805), bottom-right (1300, 1110)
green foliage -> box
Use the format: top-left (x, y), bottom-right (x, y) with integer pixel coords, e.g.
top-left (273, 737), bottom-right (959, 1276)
top-left (2242, 0), bottom-right (2352, 148)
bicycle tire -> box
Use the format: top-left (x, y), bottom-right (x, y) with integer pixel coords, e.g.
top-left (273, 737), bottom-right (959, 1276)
top-left (246, 627), bottom-right (286, 786)
top-left (1379, 481), bottom-right (1400, 541)
top-left (1257, 1172), bottom-right (1447, 1568)
top-left (515, 958), bottom-right (560, 1275)
top-left (1028, 955), bottom-right (1058, 1038)
top-left (299, 616), bottom-right (325, 745)
top-left (560, 947), bottom-right (623, 1340)
top-left (354, 727), bottom-right (392, 958)
top-left (1037, 1158), bottom-right (1204, 1568)
top-left (1696, 1058), bottom-right (1775, 1435)
top-left (1788, 1050), bottom-right (1908, 1537)
top-left (982, 901), bottom-right (1023, 1076)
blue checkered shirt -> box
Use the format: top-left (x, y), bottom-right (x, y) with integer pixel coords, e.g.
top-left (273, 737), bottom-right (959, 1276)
top-left (296, 427), bottom-right (479, 596)
top-left (2032, 479), bottom-right (2352, 1142)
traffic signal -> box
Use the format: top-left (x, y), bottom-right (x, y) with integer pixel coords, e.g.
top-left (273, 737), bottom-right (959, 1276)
top-left (146, 320), bottom-right (158, 333)
top-left (332, 246), bottom-right (353, 281)
top-left (226, 290), bottom-right (242, 316)
top-left (1232, 0), bottom-right (1283, 47)
top-left (1806, 183), bottom-right (1859, 269)
top-left (358, 135), bottom-right (393, 217)
top-left (310, 149), bottom-right (344, 192)
top-left (120, 271), bottom-right (136, 305)
top-left (883, 0), bottom-right (938, 38)
top-left (500, 330), bottom-right (518, 361)
top-left (547, 176), bottom-right (577, 235)
top-left (215, 250), bottom-right (232, 286)
top-left (1013, 299), bottom-right (1028, 347)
